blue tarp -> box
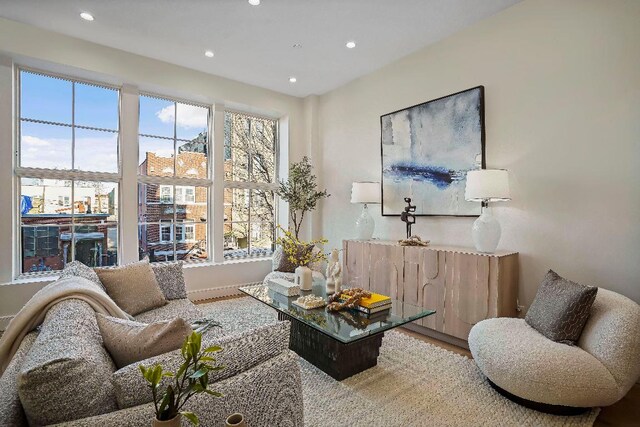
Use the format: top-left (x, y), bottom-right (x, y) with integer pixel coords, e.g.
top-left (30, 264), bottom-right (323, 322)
top-left (20, 195), bottom-right (32, 215)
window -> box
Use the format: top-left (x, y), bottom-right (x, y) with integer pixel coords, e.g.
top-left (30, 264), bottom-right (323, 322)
top-left (138, 95), bottom-right (210, 263)
top-left (17, 70), bottom-right (120, 273)
top-left (223, 112), bottom-right (277, 259)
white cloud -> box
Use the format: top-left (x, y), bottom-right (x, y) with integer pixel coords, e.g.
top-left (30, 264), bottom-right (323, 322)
top-left (22, 135), bottom-right (52, 147)
top-left (21, 133), bottom-right (118, 172)
top-left (156, 103), bottom-right (208, 129)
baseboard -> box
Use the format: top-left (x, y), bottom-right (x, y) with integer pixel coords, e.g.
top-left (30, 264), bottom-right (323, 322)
top-left (187, 282), bottom-right (260, 302)
top-left (0, 315), bottom-right (13, 331)
top-left (402, 322), bottom-right (470, 350)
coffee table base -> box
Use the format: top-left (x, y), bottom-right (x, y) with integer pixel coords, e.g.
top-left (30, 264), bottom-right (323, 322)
top-left (278, 312), bottom-right (384, 381)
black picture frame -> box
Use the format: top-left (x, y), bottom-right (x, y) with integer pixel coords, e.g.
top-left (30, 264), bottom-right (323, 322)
top-left (380, 85), bottom-right (486, 217)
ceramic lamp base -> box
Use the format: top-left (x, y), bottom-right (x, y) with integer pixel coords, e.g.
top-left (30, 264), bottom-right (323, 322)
top-left (355, 204), bottom-right (375, 240)
top-left (472, 207), bottom-right (501, 253)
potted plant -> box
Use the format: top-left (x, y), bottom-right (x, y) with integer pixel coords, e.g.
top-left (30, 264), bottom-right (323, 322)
top-left (275, 225), bottom-right (328, 290)
top-left (139, 331), bottom-right (224, 426)
top-left (276, 156), bottom-right (330, 239)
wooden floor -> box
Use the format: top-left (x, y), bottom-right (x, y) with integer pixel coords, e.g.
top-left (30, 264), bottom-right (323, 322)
top-left (198, 296), bottom-right (638, 425)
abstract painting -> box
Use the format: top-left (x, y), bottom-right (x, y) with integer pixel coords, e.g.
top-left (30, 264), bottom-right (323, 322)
top-left (380, 86), bottom-right (485, 216)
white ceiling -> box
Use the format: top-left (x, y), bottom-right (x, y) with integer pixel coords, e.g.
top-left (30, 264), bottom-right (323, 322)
top-left (0, 0), bottom-right (521, 98)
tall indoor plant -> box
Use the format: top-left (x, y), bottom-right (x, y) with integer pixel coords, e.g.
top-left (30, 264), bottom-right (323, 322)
top-left (139, 331), bottom-right (223, 426)
top-left (276, 156), bottom-right (330, 238)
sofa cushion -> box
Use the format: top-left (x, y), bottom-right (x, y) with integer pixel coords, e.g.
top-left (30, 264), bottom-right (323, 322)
top-left (134, 299), bottom-right (203, 324)
top-left (0, 331), bottom-right (37, 427)
top-left (96, 259), bottom-right (167, 316)
top-left (525, 270), bottom-right (598, 344)
top-left (151, 261), bottom-right (187, 300)
top-left (272, 245), bottom-right (314, 273)
top-left (112, 321), bottom-right (290, 409)
top-left (469, 317), bottom-right (619, 407)
top-left (578, 288), bottom-right (640, 394)
top-left (97, 314), bottom-right (192, 369)
top-left (59, 260), bottom-right (105, 290)
top-left (18, 299), bottom-right (118, 425)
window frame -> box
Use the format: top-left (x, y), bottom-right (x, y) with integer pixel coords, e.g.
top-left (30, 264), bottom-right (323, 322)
top-left (14, 66), bottom-right (122, 277)
top-left (137, 93), bottom-right (212, 264)
top-left (223, 110), bottom-right (279, 260)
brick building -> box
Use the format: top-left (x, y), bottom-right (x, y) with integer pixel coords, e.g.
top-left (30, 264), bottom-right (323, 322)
top-left (138, 145), bottom-right (209, 262)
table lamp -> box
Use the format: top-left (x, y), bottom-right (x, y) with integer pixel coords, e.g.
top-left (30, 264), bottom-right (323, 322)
top-left (464, 169), bottom-right (511, 253)
top-left (351, 182), bottom-right (380, 240)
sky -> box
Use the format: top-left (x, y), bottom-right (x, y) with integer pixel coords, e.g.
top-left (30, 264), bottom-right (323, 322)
top-left (20, 71), bottom-right (209, 172)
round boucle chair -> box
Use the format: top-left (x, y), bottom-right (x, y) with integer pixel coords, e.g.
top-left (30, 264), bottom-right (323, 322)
top-left (469, 288), bottom-right (640, 414)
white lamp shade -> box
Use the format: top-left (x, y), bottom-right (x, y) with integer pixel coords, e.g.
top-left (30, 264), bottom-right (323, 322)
top-left (465, 169), bottom-right (511, 202)
top-left (351, 182), bottom-right (380, 204)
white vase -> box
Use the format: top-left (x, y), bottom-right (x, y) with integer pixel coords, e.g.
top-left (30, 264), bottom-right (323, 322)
top-left (295, 266), bottom-right (313, 291)
top-left (472, 206), bottom-right (501, 253)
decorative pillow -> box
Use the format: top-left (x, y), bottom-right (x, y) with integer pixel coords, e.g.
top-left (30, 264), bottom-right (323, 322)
top-left (59, 260), bottom-right (104, 290)
top-left (96, 314), bottom-right (192, 369)
top-left (112, 321), bottom-right (290, 409)
top-left (95, 260), bottom-right (167, 316)
top-left (272, 245), bottom-right (313, 273)
top-left (151, 261), bottom-right (187, 300)
top-left (18, 300), bottom-right (118, 425)
top-left (525, 270), bottom-right (598, 345)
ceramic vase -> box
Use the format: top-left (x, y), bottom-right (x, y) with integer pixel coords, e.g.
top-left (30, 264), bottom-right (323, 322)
top-left (152, 414), bottom-right (181, 427)
top-left (225, 413), bottom-right (247, 427)
top-left (295, 265), bottom-right (313, 291)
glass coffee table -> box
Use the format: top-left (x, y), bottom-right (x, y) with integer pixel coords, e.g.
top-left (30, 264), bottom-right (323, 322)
top-left (239, 282), bottom-right (435, 380)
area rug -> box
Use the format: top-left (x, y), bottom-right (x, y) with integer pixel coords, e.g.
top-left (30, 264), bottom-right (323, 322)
top-left (199, 297), bottom-right (599, 427)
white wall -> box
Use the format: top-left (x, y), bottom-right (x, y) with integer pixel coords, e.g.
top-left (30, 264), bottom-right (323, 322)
top-left (317, 0), bottom-right (640, 308)
top-left (0, 18), bottom-right (308, 321)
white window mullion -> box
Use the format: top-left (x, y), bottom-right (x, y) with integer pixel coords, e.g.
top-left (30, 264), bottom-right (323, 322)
top-left (212, 104), bottom-right (225, 263)
top-left (119, 84), bottom-right (140, 264)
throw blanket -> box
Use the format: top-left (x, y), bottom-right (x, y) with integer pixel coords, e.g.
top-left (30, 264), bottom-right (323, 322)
top-left (0, 276), bottom-right (130, 375)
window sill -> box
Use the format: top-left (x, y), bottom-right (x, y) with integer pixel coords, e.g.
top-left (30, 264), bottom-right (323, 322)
top-left (5, 257), bottom-right (273, 285)
top-left (5, 273), bottom-right (59, 286)
top-left (184, 257), bottom-right (273, 268)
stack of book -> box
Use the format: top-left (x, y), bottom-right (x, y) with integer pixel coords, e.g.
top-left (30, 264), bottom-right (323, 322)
top-left (341, 292), bottom-right (392, 315)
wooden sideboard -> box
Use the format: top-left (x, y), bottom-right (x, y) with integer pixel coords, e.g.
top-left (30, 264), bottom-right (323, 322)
top-left (342, 240), bottom-right (519, 344)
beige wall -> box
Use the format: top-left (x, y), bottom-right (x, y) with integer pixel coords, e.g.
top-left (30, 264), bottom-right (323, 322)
top-left (317, 0), bottom-right (640, 308)
top-left (0, 18), bottom-right (307, 321)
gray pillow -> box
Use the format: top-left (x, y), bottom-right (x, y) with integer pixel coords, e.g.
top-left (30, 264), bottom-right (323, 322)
top-left (151, 261), bottom-right (188, 300)
top-left (96, 314), bottom-right (192, 369)
top-left (59, 260), bottom-right (104, 290)
top-left (95, 260), bottom-right (167, 316)
top-left (18, 300), bottom-right (118, 425)
top-left (525, 270), bottom-right (598, 345)
top-left (112, 321), bottom-right (290, 409)
top-left (272, 244), bottom-right (313, 273)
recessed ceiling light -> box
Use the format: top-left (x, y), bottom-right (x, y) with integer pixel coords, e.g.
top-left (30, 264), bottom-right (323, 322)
top-left (248, 0), bottom-right (260, 5)
top-left (204, 50), bottom-right (214, 58)
top-left (346, 41), bottom-right (356, 49)
top-left (80, 12), bottom-right (94, 21)
top-left (289, 77), bottom-right (297, 83)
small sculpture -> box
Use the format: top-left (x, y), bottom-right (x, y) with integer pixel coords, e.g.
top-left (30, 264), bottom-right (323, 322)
top-left (400, 197), bottom-right (416, 239)
top-left (325, 249), bottom-right (343, 294)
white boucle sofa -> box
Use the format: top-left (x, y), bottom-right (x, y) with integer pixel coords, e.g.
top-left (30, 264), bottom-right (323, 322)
top-left (469, 288), bottom-right (640, 412)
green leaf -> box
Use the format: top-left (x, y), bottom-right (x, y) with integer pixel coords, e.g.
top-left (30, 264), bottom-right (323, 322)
top-left (203, 345), bottom-right (222, 353)
top-left (205, 389), bottom-right (223, 398)
top-left (189, 368), bottom-right (208, 379)
top-left (181, 411), bottom-right (199, 426)
top-left (162, 372), bottom-right (174, 377)
top-left (176, 363), bottom-right (187, 379)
